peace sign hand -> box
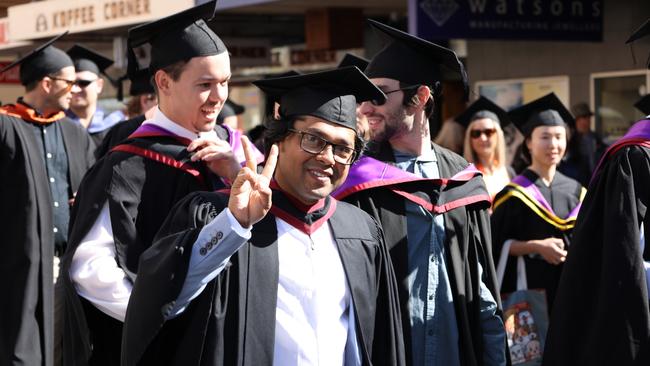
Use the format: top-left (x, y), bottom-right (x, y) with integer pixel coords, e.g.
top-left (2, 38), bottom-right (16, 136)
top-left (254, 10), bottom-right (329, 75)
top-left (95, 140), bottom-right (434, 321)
top-left (228, 136), bottom-right (278, 228)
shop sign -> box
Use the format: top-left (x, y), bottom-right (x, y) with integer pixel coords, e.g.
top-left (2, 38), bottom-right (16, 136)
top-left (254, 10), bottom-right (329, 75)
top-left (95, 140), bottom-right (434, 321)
top-left (8, 0), bottom-right (194, 41)
top-left (223, 38), bottom-right (272, 68)
top-left (0, 61), bottom-right (21, 84)
top-left (410, 0), bottom-right (603, 41)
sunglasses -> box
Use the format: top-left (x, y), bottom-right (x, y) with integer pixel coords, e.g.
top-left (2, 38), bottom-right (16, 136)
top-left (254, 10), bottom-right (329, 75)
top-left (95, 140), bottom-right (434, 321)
top-left (48, 76), bottom-right (76, 90)
top-left (75, 78), bottom-right (98, 88)
top-left (470, 128), bottom-right (497, 139)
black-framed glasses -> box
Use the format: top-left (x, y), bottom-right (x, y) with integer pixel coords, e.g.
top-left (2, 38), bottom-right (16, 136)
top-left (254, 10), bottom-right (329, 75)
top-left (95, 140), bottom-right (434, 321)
top-left (289, 129), bottom-right (357, 165)
top-left (75, 78), bottom-right (98, 88)
top-left (48, 76), bottom-right (76, 89)
top-left (370, 84), bottom-right (420, 106)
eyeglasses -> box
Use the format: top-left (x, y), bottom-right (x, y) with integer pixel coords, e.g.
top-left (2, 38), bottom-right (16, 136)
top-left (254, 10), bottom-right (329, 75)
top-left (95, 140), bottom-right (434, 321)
top-left (289, 129), bottom-right (357, 165)
top-left (75, 78), bottom-right (98, 88)
top-left (48, 76), bottom-right (76, 90)
top-left (470, 128), bottom-right (497, 139)
top-left (370, 85), bottom-right (420, 106)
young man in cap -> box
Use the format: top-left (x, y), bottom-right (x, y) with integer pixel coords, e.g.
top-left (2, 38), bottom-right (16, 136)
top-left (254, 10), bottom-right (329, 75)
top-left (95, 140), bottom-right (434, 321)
top-left (121, 66), bottom-right (405, 366)
top-left (543, 18), bottom-right (650, 366)
top-left (0, 32), bottom-right (95, 366)
top-left (58, 2), bottom-right (252, 365)
top-left (336, 20), bottom-right (506, 366)
top-left (65, 44), bottom-right (117, 146)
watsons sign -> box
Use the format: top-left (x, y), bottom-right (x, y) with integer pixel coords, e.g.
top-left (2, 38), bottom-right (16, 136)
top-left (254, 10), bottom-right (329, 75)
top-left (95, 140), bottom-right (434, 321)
top-left (8, 0), bottom-right (194, 41)
top-left (410, 0), bottom-right (603, 41)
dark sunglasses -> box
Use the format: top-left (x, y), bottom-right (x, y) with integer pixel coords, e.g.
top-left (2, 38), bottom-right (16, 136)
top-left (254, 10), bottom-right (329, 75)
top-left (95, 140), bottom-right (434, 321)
top-left (289, 128), bottom-right (357, 165)
top-left (370, 85), bottom-right (420, 106)
top-left (470, 128), bottom-right (497, 139)
top-left (75, 78), bottom-right (98, 88)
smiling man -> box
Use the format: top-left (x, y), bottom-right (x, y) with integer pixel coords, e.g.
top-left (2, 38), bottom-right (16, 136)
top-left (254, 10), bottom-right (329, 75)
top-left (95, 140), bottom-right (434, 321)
top-left (57, 2), bottom-right (245, 365)
top-left (0, 33), bottom-right (95, 366)
top-left (121, 66), bottom-right (405, 366)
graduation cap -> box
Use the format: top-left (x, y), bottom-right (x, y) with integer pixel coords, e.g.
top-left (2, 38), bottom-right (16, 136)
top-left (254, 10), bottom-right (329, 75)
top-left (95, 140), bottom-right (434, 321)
top-left (634, 94), bottom-right (650, 115)
top-left (455, 96), bottom-right (510, 128)
top-left (67, 44), bottom-right (114, 76)
top-left (0, 32), bottom-right (73, 86)
top-left (217, 99), bottom-right (245, 124)
top-left (337, 53), bottom-right (369, 70)
top-left (127, 0), bottom-right (227, 76)
top-left (625, 18), bottom-right (650, 68)
top-left (364, 19), bottom-right (468, 97)
top-left (253, 66), bottom-right (386, 131)
top-left (508, 93), bottom-right (575, 137)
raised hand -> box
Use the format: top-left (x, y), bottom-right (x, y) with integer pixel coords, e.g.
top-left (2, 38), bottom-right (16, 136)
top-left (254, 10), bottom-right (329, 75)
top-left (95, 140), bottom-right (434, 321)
top-left (188, 136), bottom-right (241, 182)
top-left (228, 136), bottom-right (278, 228)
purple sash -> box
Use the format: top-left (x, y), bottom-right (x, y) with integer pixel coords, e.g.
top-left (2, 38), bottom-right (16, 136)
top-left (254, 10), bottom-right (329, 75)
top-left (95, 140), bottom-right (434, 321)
top-left (591, 119), bottom-right (650, 184)
top-left (510, 175), bottom-right (582, 220)
top-left (129, 123), bottom-right (264, 166)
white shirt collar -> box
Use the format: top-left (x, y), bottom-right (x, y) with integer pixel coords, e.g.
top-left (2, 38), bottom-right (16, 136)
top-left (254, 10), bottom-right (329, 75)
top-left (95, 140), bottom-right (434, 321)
top-left (143, 107), bottom-right (217, 141)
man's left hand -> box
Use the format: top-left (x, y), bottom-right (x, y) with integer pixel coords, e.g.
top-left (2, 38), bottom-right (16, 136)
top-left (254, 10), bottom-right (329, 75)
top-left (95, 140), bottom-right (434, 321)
top-left (187, 137), bottom-right (241, 182)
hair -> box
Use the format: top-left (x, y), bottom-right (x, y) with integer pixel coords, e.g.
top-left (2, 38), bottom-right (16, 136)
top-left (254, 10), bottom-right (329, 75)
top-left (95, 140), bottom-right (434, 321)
top-left (433, 119), bottom-right (465, 154)
top-left (462, 117), bottom-right (507, 168)
top-left (262, 114), bottom-right (366, 164)
top-left (151, 59), bottom-right (189, 95)
top-left (399, 81), bottom-right (440, 119)
top-left (24, 69), bottom-right (66, 92)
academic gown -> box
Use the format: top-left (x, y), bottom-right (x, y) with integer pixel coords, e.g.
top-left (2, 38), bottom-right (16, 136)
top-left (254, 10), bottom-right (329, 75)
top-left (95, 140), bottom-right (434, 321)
top-left (543, 120), bottom-right (650, 366)
top-left (342, 141), bottom-right (500, 366)
top-left (121, 191), bottom-right (405, 366)
top-left (0, 111), bottom-right (95, 366)
top-left (59, 124), bottom-right (230, 366)
top-left (490, 169), bottom-right (584, 310)
top-left (94, 115), bottom-right (146, 159)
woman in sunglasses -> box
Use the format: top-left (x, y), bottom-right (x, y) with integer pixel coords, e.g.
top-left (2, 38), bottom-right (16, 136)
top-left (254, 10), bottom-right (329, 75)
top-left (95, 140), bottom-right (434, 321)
top-left (457, 96), bottom-right (514, 199)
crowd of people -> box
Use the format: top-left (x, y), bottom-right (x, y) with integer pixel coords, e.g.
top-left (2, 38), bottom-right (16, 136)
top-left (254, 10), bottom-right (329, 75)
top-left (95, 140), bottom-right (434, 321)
top-left (0, 1), bottom-right (648, 365)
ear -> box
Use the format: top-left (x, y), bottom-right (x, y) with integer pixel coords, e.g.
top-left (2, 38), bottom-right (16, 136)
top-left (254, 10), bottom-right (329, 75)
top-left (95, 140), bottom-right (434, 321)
top-left (40, 77), bottom-right (53, 94)
top-left (412, 85), bottom-right (431, 110)
top-left (96, 77), bottom-right (104, 93)
top-left (154, 69), bottom-right (172, 97)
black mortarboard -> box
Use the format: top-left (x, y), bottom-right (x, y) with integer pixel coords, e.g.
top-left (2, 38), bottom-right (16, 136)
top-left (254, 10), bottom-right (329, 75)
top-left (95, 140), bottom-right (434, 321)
top-left (365, 19), bottom-right (468, 97)
top-left (626, 18), bottom-right (650, 68)
top-left (508, 93), bottom-right (574, 136)
top-left (217, 99), bottom-right (245, 124)
top-left (129, 68), bottom-right (154, 96)
top-left (67, 44), bottom-right (114, 76)
top-left (0, 32), bottom-right (73, 86)
top-left (127, 0), bottom-right (227, 76)
top-left (338, 53), bottom-right (369, 70)
top-left (455, 96), bottom-right (510, 128)
top-left (253, 66), bottom-right (386, 131)
top-left (634, 94), bottom-right (650, 115)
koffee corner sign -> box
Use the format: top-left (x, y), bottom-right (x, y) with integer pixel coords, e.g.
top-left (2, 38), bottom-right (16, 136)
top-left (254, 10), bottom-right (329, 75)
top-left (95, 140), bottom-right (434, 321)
top-left (8, 0), bottom-right (195, 41)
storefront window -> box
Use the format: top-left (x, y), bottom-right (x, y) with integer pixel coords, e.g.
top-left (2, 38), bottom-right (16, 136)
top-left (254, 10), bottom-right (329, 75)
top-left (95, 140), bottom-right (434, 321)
top-left (592, 70), bottom-right (649, 143)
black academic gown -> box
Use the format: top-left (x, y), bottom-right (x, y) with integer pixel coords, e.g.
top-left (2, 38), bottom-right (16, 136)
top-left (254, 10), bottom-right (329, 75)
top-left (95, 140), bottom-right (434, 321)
top-left (0, 113), bottom-right (94, 366)
top-left (343, 142), bottom-right (501, 366)
top-left (122, 191), bottom-right (405, 366)
top-left (543, 144), bottom-right (650, 366)
top-left (59, 125), bottom-right (230, 366)
top-left (491, 169), bottom-right (583, 310)
top-left (94, 115), bottom-right (145, 159)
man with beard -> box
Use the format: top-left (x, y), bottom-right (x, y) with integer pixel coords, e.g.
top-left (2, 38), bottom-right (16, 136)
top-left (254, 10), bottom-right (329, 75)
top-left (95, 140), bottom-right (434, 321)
top-left (65, 44), bottom-right (117, 147)
top-left (58, 2), bottom-right (248, 365)
top-left (335, 20), bottom-right (506, 366)
top-left (121, 66), bottom-right (405, 366)
top-left (0, 32), bottom-right (95, 366)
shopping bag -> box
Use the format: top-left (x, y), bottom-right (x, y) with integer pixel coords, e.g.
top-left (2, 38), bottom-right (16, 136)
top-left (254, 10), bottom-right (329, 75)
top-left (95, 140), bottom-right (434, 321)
top-left (496, 241), bottom-right (549, 366)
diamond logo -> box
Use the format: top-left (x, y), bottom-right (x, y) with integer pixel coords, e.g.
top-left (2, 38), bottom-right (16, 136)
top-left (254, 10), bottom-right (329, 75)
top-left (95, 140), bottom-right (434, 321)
top-left (420, 0), bottom-right (459, 27)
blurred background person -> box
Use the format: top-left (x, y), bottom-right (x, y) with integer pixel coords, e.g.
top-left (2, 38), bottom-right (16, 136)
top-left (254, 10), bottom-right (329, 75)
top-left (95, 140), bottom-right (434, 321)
top-left (458, 96), bottom-right (514, 199)
top-left (491, 93), bottom-right (585, 313)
